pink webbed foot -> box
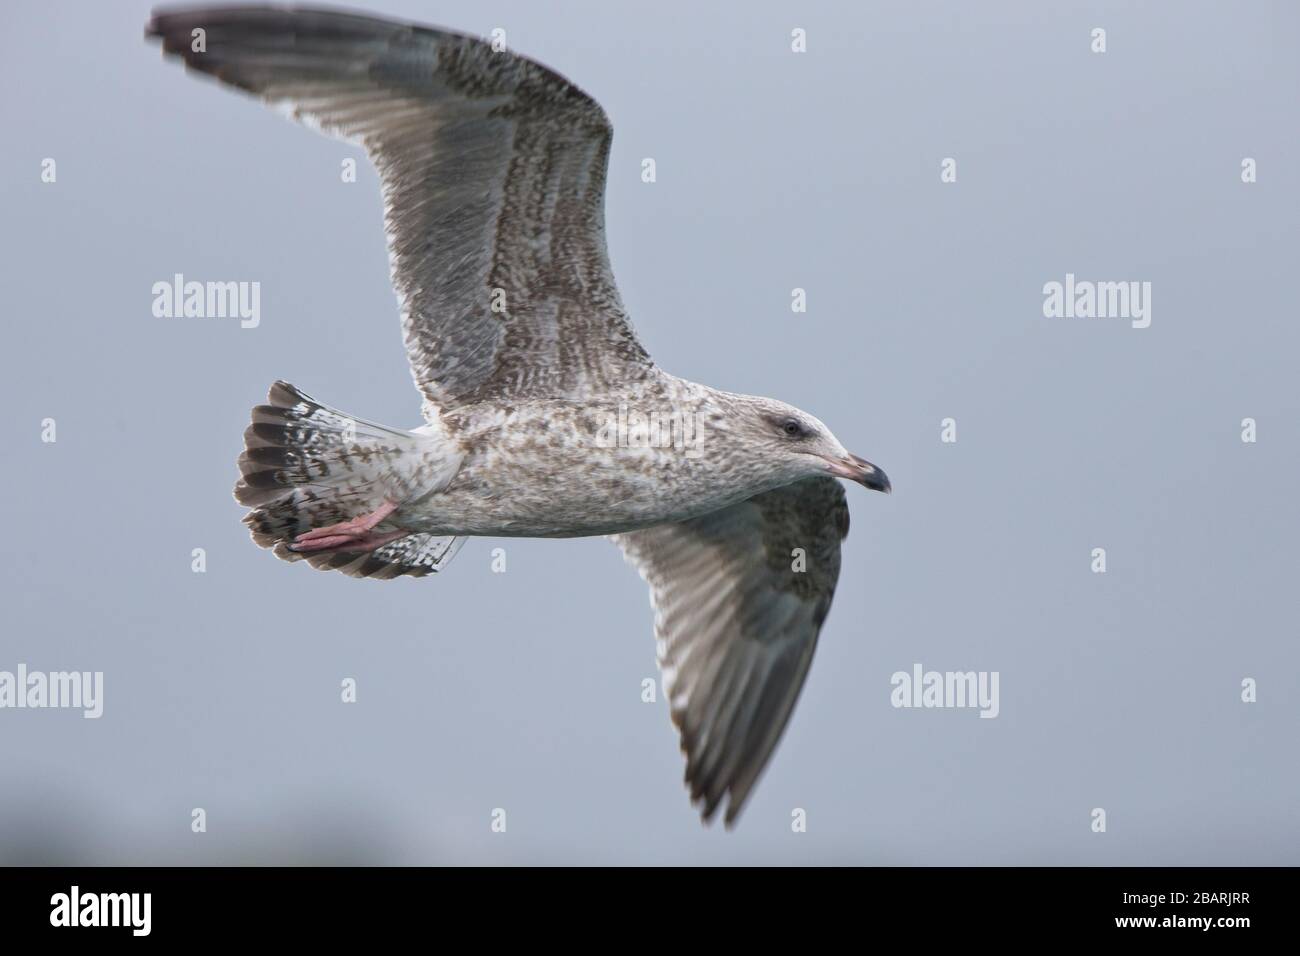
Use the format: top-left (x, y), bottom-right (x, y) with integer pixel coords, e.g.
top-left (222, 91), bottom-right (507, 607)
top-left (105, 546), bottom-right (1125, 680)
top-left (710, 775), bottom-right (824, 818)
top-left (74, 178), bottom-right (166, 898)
top-left (289, 500), bottom-right (407, 554)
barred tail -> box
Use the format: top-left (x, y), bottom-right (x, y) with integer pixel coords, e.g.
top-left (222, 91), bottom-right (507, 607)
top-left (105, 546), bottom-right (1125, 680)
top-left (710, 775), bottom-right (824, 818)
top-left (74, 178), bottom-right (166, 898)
top-left (235, 381), bottom-right (464, 579)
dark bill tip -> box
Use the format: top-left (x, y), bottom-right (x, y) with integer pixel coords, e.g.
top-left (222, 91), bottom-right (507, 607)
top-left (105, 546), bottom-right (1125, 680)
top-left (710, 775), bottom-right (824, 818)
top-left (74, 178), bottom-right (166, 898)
top-left (827, 453), bottom-right (891, 493)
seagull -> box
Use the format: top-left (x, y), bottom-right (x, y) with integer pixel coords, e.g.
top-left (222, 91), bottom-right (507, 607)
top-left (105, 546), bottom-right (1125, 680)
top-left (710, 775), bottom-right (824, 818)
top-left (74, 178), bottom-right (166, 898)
top-left (147, 5), bottom-right (891, 827)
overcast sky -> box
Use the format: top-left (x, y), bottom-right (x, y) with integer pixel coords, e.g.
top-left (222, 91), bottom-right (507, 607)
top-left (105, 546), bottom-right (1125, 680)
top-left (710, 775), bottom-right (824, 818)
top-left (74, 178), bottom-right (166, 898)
top-left (1, 0), bottom-right (1297, 864)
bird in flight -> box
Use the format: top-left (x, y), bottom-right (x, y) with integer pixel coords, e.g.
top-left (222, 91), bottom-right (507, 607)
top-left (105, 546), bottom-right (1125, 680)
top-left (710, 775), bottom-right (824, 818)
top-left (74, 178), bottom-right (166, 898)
top-left (147, 5), bottom-right (891, 826)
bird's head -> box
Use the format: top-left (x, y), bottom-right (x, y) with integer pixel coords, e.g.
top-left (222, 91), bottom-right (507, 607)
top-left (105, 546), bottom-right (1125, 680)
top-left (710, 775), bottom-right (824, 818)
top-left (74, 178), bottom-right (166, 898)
top-left (728, 395), bottom-right (891, 493)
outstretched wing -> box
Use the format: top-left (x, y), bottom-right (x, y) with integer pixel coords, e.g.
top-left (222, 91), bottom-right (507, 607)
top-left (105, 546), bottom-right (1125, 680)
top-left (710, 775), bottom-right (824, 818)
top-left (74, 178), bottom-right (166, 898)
top-left (147, 5), bottom-right (656, 409)
top-left (613, 477), bottom-right (851, 826)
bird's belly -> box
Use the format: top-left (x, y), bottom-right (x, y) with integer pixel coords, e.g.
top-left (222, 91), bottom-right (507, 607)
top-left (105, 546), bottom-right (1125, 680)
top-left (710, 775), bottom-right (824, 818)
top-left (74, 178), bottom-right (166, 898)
top-left (399, 447), bottom-right (743, 538)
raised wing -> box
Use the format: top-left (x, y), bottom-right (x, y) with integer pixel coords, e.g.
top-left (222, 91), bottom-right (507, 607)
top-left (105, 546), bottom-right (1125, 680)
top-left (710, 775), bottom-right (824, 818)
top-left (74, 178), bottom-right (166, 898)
top-left (614, 477), bottom-right (851, 826)
top-left (147, 5), bottom-right (656, 410)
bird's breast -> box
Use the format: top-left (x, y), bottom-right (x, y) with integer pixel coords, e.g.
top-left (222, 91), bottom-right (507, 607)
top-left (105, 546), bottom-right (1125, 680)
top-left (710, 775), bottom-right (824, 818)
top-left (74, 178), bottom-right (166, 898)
top-left (405, 398), bottom-right (750, 536)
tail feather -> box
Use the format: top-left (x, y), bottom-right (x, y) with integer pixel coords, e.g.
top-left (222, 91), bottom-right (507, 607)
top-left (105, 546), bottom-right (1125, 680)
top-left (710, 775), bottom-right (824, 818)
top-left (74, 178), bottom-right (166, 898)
top-left (235, 381), bottom-right (464, 579)
top-left (235, 381), bottom-right (428, 508)
top-left (291, 534), bottom-right (467, 580)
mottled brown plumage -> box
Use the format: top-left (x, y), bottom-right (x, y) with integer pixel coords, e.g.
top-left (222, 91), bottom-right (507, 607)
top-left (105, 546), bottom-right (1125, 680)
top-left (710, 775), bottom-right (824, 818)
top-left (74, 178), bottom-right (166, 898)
top-left (148, 5), bottom-right (890, 825)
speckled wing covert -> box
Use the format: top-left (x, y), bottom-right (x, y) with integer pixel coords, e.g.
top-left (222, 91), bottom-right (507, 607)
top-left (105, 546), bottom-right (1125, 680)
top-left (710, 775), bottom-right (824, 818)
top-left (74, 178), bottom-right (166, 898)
top-left (147, 5), bottom-right (656, 410)
top-left (614, 476), bottom-right (851, 826)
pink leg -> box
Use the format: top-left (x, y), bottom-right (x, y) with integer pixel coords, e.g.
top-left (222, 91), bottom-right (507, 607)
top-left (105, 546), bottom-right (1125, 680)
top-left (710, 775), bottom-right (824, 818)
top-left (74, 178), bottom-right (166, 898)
top-left (289, 528), bottom-right (407, 554)
top-left (289, 500), bottom-right (405, 553)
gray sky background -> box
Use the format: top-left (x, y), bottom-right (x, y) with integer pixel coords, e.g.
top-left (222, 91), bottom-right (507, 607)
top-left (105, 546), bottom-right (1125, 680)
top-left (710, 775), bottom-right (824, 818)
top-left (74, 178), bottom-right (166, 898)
top-left (2, 0), bottom-right (1297, 864)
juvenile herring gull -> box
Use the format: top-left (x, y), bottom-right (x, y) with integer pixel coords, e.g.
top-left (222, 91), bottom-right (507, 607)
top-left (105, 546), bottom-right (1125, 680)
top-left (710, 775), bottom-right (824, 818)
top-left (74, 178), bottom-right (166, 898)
top-left (147, 5), bottom-right (891, 826)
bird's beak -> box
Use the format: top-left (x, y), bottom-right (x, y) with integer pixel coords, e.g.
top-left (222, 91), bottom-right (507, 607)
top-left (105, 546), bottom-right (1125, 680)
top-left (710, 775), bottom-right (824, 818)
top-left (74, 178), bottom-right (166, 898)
top-left (825, 453), bottom-right (891, 493)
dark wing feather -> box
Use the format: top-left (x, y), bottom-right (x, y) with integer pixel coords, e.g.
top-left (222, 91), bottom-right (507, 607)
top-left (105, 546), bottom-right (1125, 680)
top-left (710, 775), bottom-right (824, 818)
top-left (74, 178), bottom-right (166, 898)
top-left (147, 5), bottom-right (655, 409)
top-left (614, 477), bottom-right (850, 826)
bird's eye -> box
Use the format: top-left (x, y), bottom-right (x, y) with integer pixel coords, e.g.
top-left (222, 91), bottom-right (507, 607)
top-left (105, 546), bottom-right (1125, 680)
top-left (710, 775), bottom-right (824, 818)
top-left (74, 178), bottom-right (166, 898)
top-left (782, 419), bottom-right (804, 438)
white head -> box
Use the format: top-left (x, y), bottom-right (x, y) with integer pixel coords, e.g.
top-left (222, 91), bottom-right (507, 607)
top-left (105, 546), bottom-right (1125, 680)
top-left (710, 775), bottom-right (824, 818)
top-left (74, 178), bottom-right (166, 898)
top-left (722, 393), bottom-right (891, 494)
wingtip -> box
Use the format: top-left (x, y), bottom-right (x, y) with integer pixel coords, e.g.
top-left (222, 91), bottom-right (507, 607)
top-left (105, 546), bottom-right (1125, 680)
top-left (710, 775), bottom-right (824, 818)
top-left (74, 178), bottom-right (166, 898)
top-left (722, 793), bottom-right (747, 829)
top-left (143, 5), bottom-right (182, 42)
